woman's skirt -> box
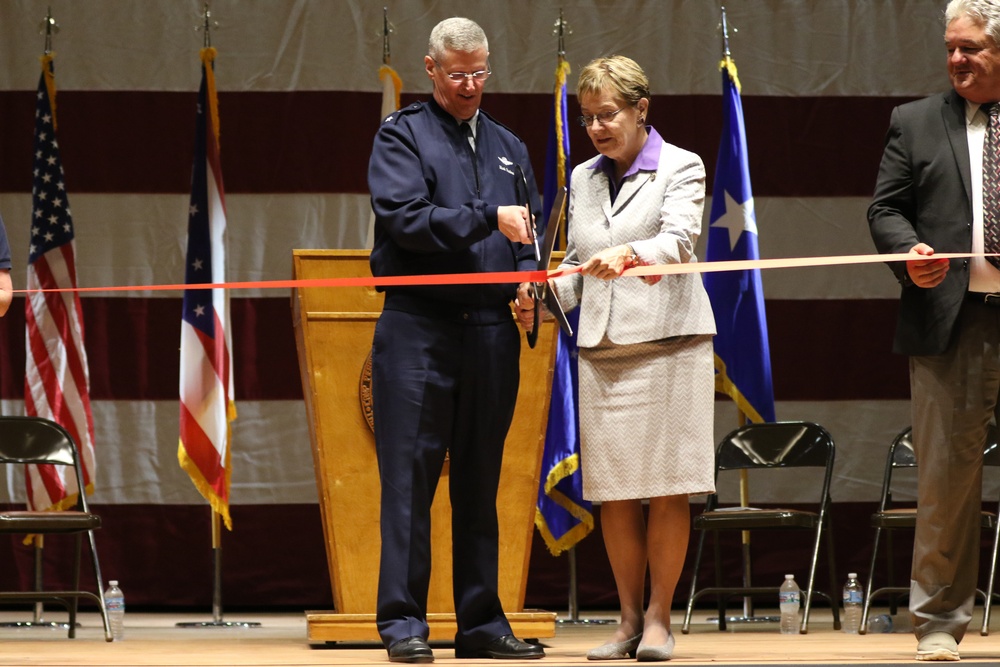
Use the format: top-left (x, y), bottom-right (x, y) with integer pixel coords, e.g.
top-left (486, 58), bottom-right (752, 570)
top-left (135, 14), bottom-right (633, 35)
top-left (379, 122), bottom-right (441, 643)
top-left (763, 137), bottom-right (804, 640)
top-left (577, 334), bottom-right (716, 502)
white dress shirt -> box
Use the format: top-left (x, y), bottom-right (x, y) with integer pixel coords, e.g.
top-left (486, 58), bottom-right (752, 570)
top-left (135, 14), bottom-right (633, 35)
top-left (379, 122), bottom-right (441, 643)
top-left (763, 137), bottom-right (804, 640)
top-left (966, 99), bottom-right (1000, 293)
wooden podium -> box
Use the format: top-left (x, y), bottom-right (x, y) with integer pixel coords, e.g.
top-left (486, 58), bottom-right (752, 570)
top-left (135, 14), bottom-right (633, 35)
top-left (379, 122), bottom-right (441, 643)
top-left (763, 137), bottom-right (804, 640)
top-left (291, 250), bottom-right (559, 643)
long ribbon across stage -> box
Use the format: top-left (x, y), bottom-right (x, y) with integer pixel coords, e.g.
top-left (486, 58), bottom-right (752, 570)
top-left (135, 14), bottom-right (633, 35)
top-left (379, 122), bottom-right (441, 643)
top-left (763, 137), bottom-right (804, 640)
top-left (11, 251), bottom-right (984, 296)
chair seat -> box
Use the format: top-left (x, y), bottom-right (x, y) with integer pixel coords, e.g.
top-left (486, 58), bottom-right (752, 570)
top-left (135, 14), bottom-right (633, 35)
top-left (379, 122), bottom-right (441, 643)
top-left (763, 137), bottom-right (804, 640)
top-left (0, 510), bottom-right (101, 533)
top-left (694, 508), bottom-right (819, 530)
top-left (872, 508), bottom-right (996, 530)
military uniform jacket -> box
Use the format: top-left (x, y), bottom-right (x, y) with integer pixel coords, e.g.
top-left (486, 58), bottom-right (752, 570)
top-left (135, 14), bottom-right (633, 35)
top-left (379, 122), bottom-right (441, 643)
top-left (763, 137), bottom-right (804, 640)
top-left (367, 98), bottom-right (540, 309)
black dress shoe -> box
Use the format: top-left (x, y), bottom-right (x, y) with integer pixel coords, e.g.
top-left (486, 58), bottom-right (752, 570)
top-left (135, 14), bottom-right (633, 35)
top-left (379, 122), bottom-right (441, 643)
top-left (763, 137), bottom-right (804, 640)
top-left (454, 634), bottom-right (545, 659)
top-left (387, 636), bottom-right (434, 663)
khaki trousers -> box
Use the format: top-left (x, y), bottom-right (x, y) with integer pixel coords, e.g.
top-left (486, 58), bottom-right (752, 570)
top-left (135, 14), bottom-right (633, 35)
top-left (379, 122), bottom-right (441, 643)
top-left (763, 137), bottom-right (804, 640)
top-left (909, 301), bottom-right (1000, 642)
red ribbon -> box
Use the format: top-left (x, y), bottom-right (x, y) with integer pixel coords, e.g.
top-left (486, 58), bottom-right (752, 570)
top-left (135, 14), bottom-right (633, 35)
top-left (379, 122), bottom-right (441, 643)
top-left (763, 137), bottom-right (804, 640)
top-left (10, 251), bottom-right (982, 294)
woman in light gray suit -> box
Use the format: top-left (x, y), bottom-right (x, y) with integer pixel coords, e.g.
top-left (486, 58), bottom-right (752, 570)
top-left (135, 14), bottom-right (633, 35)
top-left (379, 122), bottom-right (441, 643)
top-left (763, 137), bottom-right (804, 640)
top-left (550, 56), bottom-right (716, 662)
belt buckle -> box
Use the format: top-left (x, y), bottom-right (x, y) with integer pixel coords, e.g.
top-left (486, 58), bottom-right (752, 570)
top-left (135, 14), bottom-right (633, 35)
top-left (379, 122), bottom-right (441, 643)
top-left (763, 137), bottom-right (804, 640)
top-left (985, 293), bottom-right (1000, 306)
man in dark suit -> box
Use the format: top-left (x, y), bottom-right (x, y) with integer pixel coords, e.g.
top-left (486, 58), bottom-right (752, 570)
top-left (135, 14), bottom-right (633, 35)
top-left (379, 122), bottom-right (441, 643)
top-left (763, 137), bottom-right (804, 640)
top-left (366, 16), bottom-right (543, 665)
top-left (868, 0), bottom-right (1000, 660)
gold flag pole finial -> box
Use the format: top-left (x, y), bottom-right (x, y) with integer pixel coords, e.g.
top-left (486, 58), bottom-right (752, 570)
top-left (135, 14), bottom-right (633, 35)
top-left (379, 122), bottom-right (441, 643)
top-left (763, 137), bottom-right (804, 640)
top-left (553, 9), bottom-right (571, 60)
top-left (381, 7), bottom-right (394, 65)
top-left (39, 7), bottom-right (59, 55)
top-left (196, 3), bottom-right (219, 49)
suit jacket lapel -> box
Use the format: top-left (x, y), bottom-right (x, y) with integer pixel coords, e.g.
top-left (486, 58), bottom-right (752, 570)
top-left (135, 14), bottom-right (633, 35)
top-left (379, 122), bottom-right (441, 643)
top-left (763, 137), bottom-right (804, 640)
top-left (944, 89), bottom-right (973, 206)
top-left (612, 172), bottom-right (655, 217)
top-left (587, 161), bottom-right (656, 223)
top-left (594, 171), bottom-right (613, 223)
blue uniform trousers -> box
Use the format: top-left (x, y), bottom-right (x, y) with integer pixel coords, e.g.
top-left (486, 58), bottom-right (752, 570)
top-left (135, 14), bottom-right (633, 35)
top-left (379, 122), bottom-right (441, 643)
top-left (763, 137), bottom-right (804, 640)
top-left (371, 306), bottom-right (520, 649)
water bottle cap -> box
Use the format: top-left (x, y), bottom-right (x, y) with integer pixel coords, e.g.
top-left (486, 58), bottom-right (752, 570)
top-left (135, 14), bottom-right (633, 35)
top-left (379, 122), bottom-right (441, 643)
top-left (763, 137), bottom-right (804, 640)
top-left (109, 580), bottom-right (118, 586)
top-left (785, 574), bottom-right (794, 579)
top-left (848, 573), bottom-right (857, 578)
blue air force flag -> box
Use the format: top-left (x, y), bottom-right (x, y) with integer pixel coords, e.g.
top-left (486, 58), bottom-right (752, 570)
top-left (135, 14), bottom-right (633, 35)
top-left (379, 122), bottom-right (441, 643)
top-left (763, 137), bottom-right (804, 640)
top-left (703, 57), bottom-right (776, 424)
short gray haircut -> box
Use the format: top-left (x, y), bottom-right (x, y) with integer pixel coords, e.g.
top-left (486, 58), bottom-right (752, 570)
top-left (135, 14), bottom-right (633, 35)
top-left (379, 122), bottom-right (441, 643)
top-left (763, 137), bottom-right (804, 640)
top-left (945, 0), bottom-right (1000, 45)
top-left (428, 17), bottom-right (488, 60)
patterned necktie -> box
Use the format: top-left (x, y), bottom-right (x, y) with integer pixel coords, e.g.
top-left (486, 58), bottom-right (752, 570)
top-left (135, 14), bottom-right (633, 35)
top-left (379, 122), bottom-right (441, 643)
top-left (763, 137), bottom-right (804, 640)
top-left (983, 102), bottom-right (1000, 269)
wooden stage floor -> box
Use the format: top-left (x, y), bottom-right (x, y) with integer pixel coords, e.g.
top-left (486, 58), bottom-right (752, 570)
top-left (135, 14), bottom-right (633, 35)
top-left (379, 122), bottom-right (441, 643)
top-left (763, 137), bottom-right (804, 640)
top-left (1, 607), bottom-right (999, 666)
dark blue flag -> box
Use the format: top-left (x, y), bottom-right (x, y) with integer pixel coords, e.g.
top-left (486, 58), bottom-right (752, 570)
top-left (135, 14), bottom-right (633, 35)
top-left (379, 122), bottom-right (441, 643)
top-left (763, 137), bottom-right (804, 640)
top-left (703, 57), bottom-right (776, 424)
top-left (535, 309), bottom-right (593, 555)
top-left (534, 59), bottom-right (593, 556)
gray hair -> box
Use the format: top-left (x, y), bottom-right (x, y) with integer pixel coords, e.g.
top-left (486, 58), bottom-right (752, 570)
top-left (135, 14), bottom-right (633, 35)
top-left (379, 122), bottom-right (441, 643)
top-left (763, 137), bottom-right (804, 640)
top-left (428, 17), bottom-right (488, 60)
top-left (945, 0), bottom-right (1000, 45)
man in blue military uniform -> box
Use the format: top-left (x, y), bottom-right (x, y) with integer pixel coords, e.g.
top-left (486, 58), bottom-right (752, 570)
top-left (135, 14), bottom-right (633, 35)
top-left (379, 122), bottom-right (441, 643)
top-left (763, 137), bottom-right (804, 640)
top-left (367, 16), bottom-right (544, 664)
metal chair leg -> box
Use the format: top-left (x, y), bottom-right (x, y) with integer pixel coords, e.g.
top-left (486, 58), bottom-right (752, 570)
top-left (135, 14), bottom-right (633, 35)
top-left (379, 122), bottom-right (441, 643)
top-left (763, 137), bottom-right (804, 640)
top-left (861, 526), bottom-right (883, 634)
top-left (712, 532), bottom-right (726, 631)
top-left (682, 529), bottom-right (708, 634)
top-left (982, 514), bottom-right (1000, 636)
top-left (800, 520), bottom-right (824, 633)
top-left (825, 516), bottom-right (840, 631)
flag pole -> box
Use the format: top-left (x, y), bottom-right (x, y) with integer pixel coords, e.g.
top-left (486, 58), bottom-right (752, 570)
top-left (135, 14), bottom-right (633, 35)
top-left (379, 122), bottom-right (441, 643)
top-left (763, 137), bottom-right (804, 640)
top-left (0, 7), bottom-right (74, 634)
top-left (547, 10), bottom-right (608, 627)
top-left (176, 5), bottom-right (257, 629)
top-left (31, 8), bottom-right (62, 630)
top-left (720, 7), bottom-right (760, 624)
top-left (365, 8), bottom-right (400, 248)
top-left (382, 6), bottom-right (391, 65)
top-left (554, 9), bottom-right (569, 249)
top-left (706, 6), bottom-right (777, 626)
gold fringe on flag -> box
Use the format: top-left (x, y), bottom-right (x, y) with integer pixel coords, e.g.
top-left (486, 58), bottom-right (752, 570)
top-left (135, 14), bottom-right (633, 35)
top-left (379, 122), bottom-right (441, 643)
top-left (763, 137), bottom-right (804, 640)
top-left (713, 355), bottom-right (765, 424)
top-left (39, 53), bottom-right (58, 129)
top-left (178, 431), bottom-right (233, 530)
top-left (553, 58), bottom-right (571, 247)
top-left (554, 58), bottom-right (571, 188)
top-left (379, 64), bottom-right (402, 113)
top-left (534, 450), bottom-right (594, 556)
top-left (720, 54), bottom-right (742, 93)
top-left (201, 47), bottom-right (221, 152)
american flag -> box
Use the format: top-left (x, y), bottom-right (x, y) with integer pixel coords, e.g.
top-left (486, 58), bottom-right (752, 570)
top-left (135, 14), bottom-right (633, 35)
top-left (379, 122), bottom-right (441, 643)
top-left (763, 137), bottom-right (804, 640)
top-left (24, 55), bottom-right (96, 511)
top-left (178, 47), bottom-right (236, 530)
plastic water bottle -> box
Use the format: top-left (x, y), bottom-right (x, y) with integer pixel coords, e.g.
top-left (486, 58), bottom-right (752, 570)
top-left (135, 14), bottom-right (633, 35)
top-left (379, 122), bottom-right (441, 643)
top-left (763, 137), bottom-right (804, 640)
top-left (867, 612), bottom-right (913, 634)
top-left (779, 574), bottom-right (801, 634)
top-left (842, 572), bottom-right (863, 634)
top-left (104, 580), bottom-right (125, 641)
top-left (867, 613), bottom-right (893, 633)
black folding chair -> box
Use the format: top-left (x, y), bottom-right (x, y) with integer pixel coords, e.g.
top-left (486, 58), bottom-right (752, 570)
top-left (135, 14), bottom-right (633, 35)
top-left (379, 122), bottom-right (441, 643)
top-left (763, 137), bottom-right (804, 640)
top-left (861, 425), bottom-right (1000, 636)
top-left (682, 421), bottom-right (840, 634)
top-left (0, 416), bottom-right (111, 640)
